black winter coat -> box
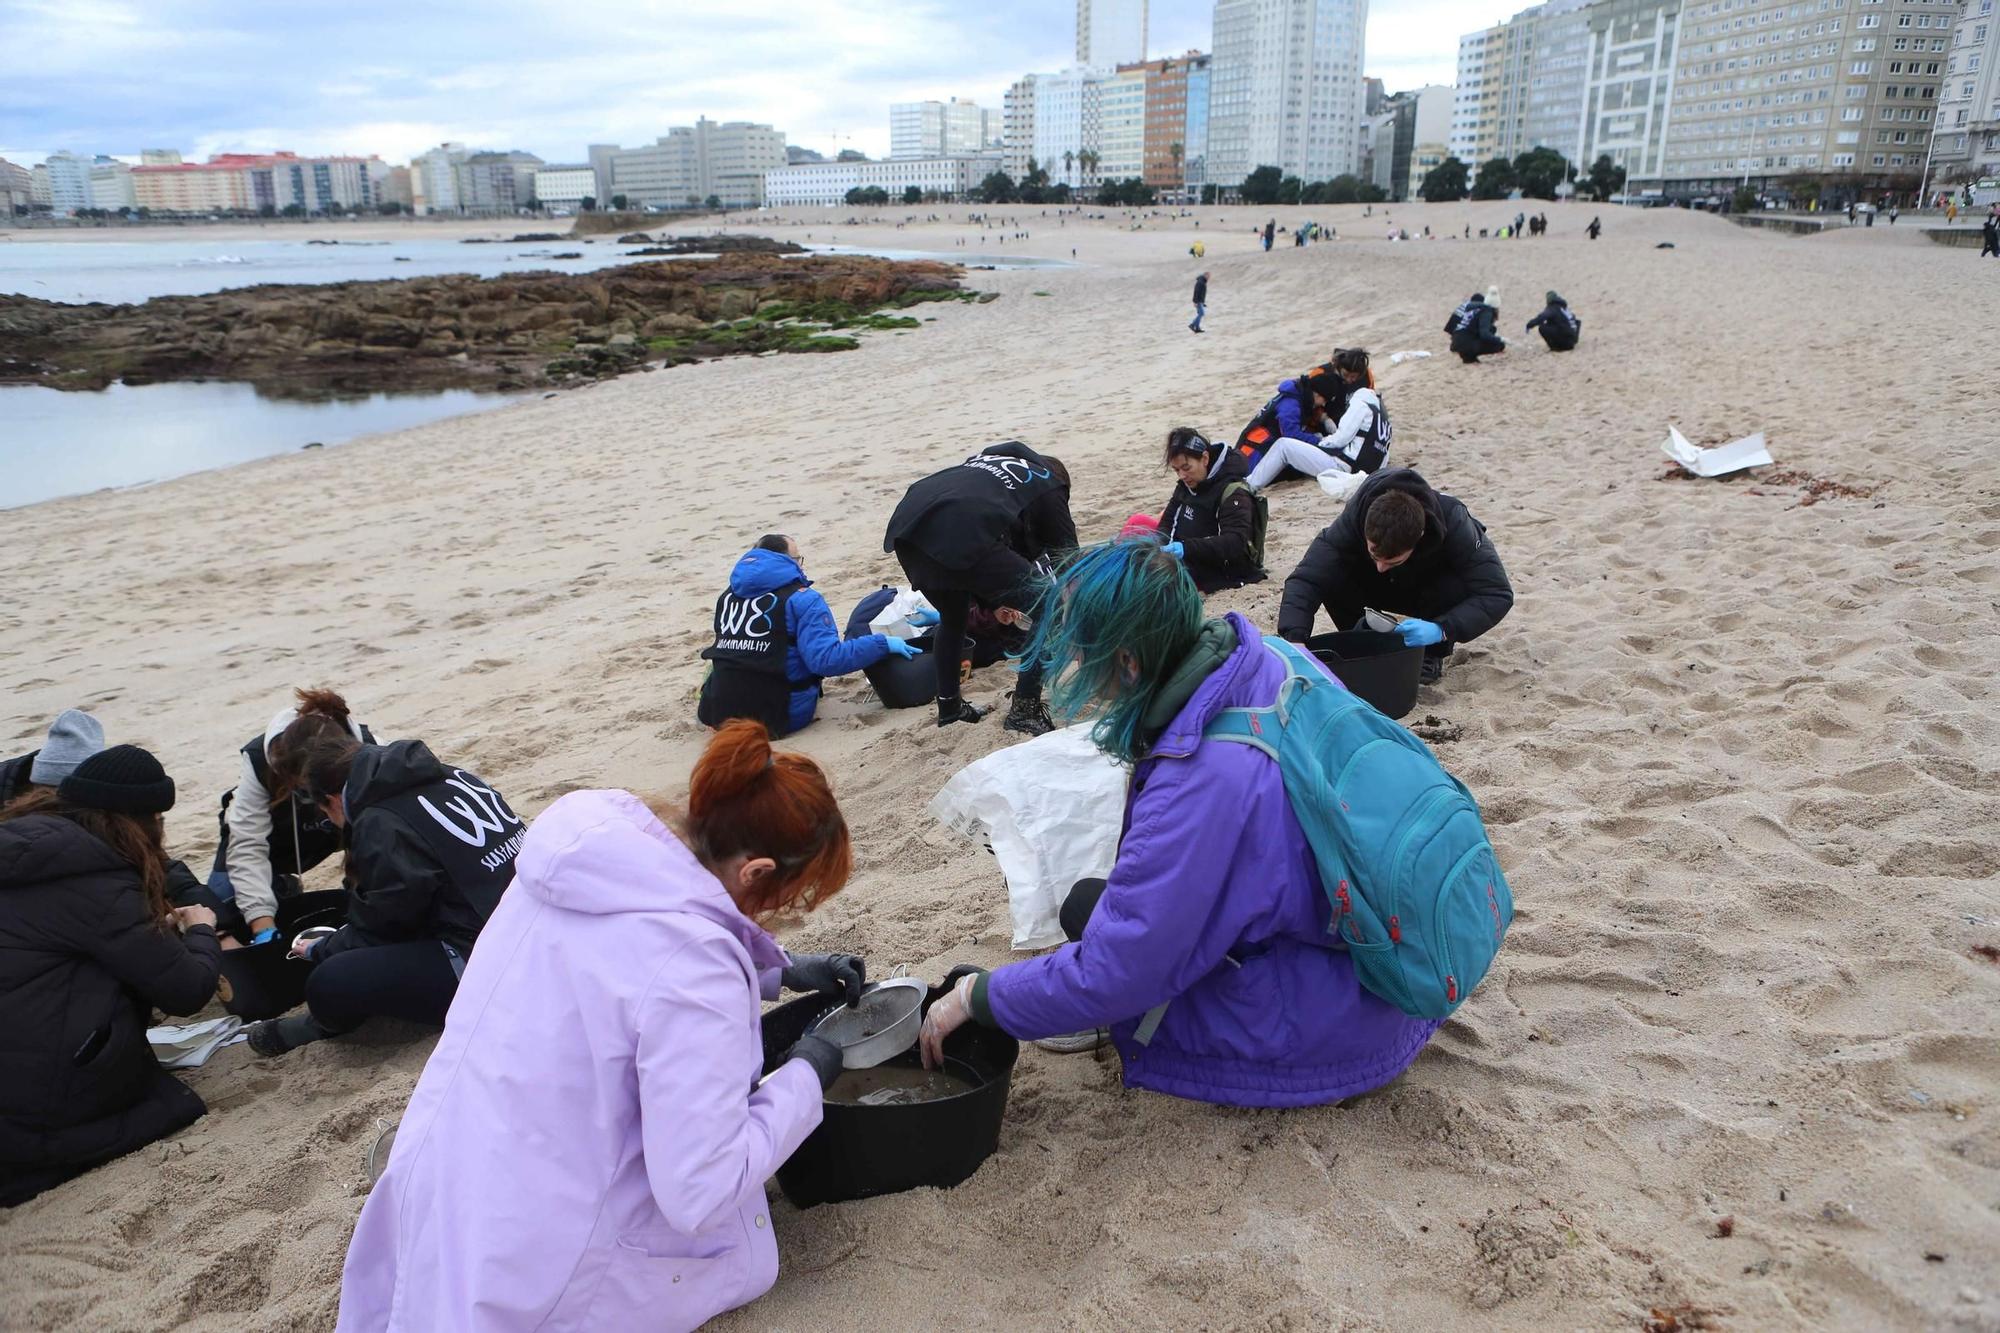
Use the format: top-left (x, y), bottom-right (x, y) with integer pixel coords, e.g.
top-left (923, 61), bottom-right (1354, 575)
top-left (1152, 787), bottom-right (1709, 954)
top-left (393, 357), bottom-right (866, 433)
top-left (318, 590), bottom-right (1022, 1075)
top-left (1159, 448), bottom-right (1265, 593)
top-left (1450, 303), bottom-right (1503, 358)
top-left (0, 752), bottom-right (35, 807)
top-left (1277, 468), bottom-right (1514, 646)
top-left (0, 814), bottom-right (219, 1200)
top-left (312, 741), bottom-right (520, 966)
top-left (882, 442), bottom-right (1076, 573)
top-left (1526, 300), bottom-right (1580, 350)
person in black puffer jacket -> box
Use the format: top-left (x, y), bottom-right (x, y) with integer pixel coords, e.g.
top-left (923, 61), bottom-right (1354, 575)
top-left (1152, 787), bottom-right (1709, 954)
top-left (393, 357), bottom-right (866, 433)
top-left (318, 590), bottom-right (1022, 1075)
top-left (1157, 426), bottom-right (1266, 594)
top-left (1446, 292), bottom-right (1507, 363)
top-left (1525, 291), bottom-right (1581, 351)
top-left (0, 746), bottom-right (222, 1207)
top-left (245, 736), bottom-right (523, 1057)
top-left (1278, 468), bottom-right (1514, 685)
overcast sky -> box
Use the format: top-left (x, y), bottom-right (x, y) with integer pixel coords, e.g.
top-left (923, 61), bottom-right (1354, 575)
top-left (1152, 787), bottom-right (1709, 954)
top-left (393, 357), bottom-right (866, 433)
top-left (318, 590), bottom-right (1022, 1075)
top-left (1, 0), bottom-right (1515, 167)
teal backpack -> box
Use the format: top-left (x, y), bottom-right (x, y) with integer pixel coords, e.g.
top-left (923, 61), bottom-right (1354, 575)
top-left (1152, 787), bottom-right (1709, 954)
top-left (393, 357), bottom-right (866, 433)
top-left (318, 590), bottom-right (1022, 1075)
top-left (1203, 637), bottom-right (1512, 1019)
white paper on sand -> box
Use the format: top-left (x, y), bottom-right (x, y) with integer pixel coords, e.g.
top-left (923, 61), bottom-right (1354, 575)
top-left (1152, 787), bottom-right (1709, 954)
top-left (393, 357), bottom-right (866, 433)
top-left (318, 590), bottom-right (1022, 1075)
top-left (1662, 425), bottom-right (1773, 478)
top-left (928, 724), bottom-right (1128, 950)
top-left (1387, 350), bottom-right (1432, 366)
top-left (1317, 468), bottom-right (1370, 503)
top-left (148, 1015), bottom-right (245, 1069)
top-left (867, 587), bottom-right (938, 640)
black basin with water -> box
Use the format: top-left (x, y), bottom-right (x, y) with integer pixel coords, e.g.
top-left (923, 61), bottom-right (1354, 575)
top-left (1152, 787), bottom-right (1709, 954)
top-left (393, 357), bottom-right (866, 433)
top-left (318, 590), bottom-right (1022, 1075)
top-left (218, 889), bottom-right (348, 1021)
top-left (760, 984), bottom-right (1018, 1208)
top-left (1306, 631), bottom-right (1424, 720)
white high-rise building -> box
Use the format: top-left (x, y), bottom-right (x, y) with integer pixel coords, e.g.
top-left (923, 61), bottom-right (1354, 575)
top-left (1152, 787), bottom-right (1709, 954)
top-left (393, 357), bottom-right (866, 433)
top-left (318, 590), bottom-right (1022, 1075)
top-left (1078, 0), bottom-right (1149, 66)
top-left (890, 98), bottom-right (1002, 159)
top-left (1031, 67), bottom-right (1110, 188)
top-left (1005, 75), bottom-right (1040, 179)
top-left (1097, 66), bottom-right (1151, 181)
top-left (1207, 0), bottom-right (1370, 190)
top-left (1928, 0), bottom-right (2000, 196)
top-left (41, 151), bottom-right (91, 216)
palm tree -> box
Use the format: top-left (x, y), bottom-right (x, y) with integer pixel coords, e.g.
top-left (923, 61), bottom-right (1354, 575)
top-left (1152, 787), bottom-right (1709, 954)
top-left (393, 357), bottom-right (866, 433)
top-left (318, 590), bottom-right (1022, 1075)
top-left (1170, 141), bottom-right (1185, 200)
top-left (1063, 149), bottom-right (1076, 186)
top-left (1080, 149), bottom-right (1100, 186)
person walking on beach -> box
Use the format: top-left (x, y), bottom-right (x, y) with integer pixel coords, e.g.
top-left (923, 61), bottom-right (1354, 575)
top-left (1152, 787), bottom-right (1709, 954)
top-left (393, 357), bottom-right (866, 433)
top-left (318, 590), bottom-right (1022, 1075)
top-left (1263, 219), bottom-right (1275, 251)
top-left (1277, 468), bottom-right (1514, 687)
top-left (1586, 216), bottom-right (1602, 240)
top-left (1189, 271), bottom-right (1208, 332)
top-left (1980, 212), bottom-right (1998, 258)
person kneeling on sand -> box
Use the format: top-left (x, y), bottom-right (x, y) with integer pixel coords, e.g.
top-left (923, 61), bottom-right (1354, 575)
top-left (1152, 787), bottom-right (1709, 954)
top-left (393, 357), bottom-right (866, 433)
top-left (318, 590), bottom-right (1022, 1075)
top-left (884, 441), bottom-right (1076, 735)
top-left (0, 747), bottom-right (222, 1206)
top-left (1232, 371), bottom-right (1336, 477)
top-left (1277, 468), bottom-right (1514, 686)
top-left (918, 540), bottom-right (1438, 1105)
top-left (337, 722), bottom-right (862, 1332)
top-left (1525, 291), bottom-right (1581, 352)
top-left (187, 688), bottom-right (376, 946)
top-left (1446, 292), bottom-right (1506, 363)
top-left (1246, 349), bottom-right (1392, 491)
top-left (697, 535), bottom-right (922, 738)
top-left (1157, 426), bottom-right (1266, 593)
top-left (245, 735), bottom-right (522, 1056)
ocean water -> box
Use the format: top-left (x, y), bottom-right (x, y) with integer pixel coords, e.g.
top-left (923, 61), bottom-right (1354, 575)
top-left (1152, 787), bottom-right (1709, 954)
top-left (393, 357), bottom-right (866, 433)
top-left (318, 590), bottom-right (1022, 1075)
top-left (0, 382), bottom-right (517, 509)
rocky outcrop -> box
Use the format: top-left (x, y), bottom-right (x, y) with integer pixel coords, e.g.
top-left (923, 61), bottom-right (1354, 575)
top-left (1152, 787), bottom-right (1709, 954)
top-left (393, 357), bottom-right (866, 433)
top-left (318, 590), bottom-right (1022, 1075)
top-left (0, 253), bottom-right (967, 397)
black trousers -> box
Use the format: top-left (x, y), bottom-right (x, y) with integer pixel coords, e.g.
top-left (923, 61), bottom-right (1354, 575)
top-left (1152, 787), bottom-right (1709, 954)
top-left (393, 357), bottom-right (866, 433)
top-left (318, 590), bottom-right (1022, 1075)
top-left (894, 541), bottom-right (1049, 702)
top-left (1061, 878), bottom-right (1106, 943)
top-left (305, 940), bottom-right (462, 1034)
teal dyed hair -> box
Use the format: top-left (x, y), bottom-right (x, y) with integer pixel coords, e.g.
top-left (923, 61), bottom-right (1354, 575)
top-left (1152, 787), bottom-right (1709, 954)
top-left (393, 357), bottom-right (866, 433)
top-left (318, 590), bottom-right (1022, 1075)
top-left (1019, 537), bottom-right (1204, 763)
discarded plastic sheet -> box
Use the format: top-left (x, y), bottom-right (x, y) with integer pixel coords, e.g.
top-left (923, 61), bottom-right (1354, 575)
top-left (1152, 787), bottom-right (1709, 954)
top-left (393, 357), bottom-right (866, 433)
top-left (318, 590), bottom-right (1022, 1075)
top-left (1662, 426), bottom-right (1773, 478)
top-left (148, 1015), bottom-right (245, 1069)
top-left (929, 724), bottom-right (1127, 950)
top-left (1387, 350), bottom-right (1432, 366)
top-left (1318, 468), bottom-right (1370, 503)
top-left (868, 587), bottom-right (939, 640)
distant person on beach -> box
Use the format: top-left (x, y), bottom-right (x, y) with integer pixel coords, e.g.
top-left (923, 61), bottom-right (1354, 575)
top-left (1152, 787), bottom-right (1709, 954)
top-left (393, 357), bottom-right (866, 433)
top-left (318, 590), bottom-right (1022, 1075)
top-left (1587, 216), bottom-right (1602, 240)
top-left (1246, 349), bottom-right (1391, 491)
top-left (0, 746), bottom-right (221, 1206)
top-left (1278, 468), bottom-right (1514, 686)
top-left (338, 722), bottom-right (862, 1332)
top-left (697, 535), bottom-right (922, 738)
top-left (1263, 219), bottom-right (1275, 251)
top-left (190, 689), bottom-right (375, 946)
top-left (1981, 213), bottom-right (1998, 258)
top-left (243, 735), bottom-right (522, 1056)
top-left (1525, 291), bottom-right (1581, 351)
top-left (884, 441), bottom-right (1075, 735)
top-left (915, 540), bottom-right (1439, 1103)
top-left (1190, 270), bottom-right (1208, 332)
top-left (1446, 292), bottom-right (1506, 363)
top-left (1157, 427), bottom-right (1265, 593)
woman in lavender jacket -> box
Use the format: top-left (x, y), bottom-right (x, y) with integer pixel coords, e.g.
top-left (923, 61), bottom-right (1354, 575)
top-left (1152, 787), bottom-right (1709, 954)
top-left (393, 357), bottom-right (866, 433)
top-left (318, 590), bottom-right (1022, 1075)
top-left (921, 539), bottom-right (1438, 1108)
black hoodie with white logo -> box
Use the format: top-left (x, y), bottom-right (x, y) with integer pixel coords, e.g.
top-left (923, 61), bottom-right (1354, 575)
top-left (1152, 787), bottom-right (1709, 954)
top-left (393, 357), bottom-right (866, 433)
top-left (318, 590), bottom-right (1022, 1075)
top-left (314, 741), bottom-right (522, 964)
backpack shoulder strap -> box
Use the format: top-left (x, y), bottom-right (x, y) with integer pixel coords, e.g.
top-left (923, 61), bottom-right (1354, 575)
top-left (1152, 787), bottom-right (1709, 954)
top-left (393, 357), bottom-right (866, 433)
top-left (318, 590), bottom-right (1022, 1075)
top-left (1203, 638), bottom-right (1314, 757)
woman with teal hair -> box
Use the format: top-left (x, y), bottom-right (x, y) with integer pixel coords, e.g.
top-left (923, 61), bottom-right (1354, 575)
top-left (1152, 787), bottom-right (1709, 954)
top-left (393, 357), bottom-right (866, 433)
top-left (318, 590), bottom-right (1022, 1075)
top-left (920, 538), bottom-right (1437, 1108)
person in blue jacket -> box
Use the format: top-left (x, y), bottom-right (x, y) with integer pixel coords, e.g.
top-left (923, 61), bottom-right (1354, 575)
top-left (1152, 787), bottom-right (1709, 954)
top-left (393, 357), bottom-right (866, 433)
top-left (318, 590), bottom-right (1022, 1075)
top-left (697, 535), bottom-right (924, 737)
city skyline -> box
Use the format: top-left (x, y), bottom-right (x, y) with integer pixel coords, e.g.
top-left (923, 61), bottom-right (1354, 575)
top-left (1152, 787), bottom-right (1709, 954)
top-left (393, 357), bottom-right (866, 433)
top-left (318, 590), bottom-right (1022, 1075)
top-left (0, 0), bottom-right (1523, 167)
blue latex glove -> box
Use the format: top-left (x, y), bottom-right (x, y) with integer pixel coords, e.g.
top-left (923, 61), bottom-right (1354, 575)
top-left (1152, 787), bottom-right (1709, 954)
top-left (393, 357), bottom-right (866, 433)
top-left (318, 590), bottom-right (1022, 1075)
top-left (250, 926), bottom-right (279, 946)
top-left (884, 636), bottom-right (924, 660)
top-left (1397, 618), bottom-right (1446, 648)
top-left (906, 607), bottom-right (940, 628)
top-left (1164, 541), bottom-right (1185, 559)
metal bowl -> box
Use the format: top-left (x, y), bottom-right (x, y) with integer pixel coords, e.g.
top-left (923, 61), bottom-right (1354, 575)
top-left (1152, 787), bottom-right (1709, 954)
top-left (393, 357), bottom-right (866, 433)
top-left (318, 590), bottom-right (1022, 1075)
top-left (807, 977), bottom-right (927, 1070)
top-left (291, 925), bottom-right (339, 957)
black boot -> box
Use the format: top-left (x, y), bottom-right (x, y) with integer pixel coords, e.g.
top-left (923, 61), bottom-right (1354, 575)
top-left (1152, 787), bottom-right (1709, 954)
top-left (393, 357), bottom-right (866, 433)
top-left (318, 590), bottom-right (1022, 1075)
top-left (247, 1012), bottom-right (334, 1057)
top-left (937, 696), bottom-right (992, 728)
top-left (1003, 685), bottom-right (1056, 738)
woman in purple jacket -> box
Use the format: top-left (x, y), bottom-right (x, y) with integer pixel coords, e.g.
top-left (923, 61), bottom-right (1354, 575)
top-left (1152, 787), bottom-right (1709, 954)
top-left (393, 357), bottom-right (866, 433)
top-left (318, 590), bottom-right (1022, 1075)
top-left (920, 539), bottom-right (1438, 1108)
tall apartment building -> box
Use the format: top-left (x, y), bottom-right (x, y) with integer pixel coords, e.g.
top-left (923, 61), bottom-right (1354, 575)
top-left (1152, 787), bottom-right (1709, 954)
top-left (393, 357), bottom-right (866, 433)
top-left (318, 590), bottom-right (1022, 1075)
top-left (41, 151), bottom-right (92, 215)
top-left (604, 119), bottom-right (787, 209)
top-left (1004, 76), bottom-right (1039, 178)
top-left (1079, 0), bottom-right (1149, 66)
top-left (127, 153), bottom-right (388, 214)
top-left (1123, 51), bottom-right (1210, 193)
top-left (1663, 0), bottom-right (1954, 194)
top-left (1373, 85), bottom-right (1456, 198)
top-left (1025, 67), bottom-right (1109, 187)
top-left (530, 165), bottom-right (598, 208)
top-left (1928, 0), bottom-right (1999, 191)
top-left (88, 158), bottom-right (136, 211)
top-left (1451, 6), bottom-right (1548, 165)
top-left (0, 158), bottom-right (34, 213)
top-left (1098, 66), bottom-right (1151, 180)
top-left (131, 161), bottom-right (251, 213)
top-left (890, 98), bottom-right (1001, 158)
top-left (413, 144), bottom-right (467, 214)
top-left (1576, 0), bottom-right (1683, 184)
top-left (1208, 0), bottom-right (1371, 190)
top-left (1184, 53), bottom-right (1215, 192)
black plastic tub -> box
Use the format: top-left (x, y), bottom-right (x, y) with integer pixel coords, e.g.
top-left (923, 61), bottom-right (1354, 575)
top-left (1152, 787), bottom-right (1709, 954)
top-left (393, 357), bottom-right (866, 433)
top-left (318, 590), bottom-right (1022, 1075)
top-left (759, 985), bottom-right (1018, 1208)
top-left (219, 889), bottom-right (348, 1022)
top-left (1307, 631), bottom-right (1423, 720)
top-left (861, 632), bottom-right (937, 710)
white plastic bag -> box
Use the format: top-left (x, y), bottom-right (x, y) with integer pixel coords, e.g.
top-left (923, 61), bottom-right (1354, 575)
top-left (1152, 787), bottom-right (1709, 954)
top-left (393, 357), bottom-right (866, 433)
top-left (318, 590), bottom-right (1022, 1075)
top-left (148, 1016), bottom-right (245, 1069)
top-left (1317, 468), bottom-right (1369, 503)
top-left (868, 587), bottom-right (939, 640)
top-left (928, 724), bottom-right (1128, 950)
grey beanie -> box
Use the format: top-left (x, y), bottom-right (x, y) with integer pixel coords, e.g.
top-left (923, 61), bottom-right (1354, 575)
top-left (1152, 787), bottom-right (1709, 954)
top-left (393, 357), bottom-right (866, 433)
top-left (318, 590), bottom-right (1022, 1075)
top-left (28, 709), bottom-right (106, 786)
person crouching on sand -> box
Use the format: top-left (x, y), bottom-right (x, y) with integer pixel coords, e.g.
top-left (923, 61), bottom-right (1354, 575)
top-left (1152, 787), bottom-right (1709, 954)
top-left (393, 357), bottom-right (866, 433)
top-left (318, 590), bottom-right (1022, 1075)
top-left (244, 734), bottom-right (522, 1056)
top-left (1446, 292), bottom-right (1506, 363)
top-left (1277, 468), bottom-right (1514, 687)
top-left (917, 540), bottom-right (1438, 1106)
top-left (1525, 291), bottom-right (1581, 351)
top-left (0, 747), bottom-right (221, 1206)
top-left (697, 534), bottom-right (923, 738)
top-left (1245, 349), bottom-right (1392, 491)
top-left (1157, 426), bottom-right (1265, 593)
top-left (336, 722), bottom-right (862, 1333)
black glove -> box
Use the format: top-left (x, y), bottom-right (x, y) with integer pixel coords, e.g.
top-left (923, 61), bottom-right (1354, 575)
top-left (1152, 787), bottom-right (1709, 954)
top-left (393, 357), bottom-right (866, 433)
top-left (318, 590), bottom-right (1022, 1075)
top-left (942, 964), bottom-right (988, 989)
top-left (781, 952), bottom-right (867, 1007)
top-left (785, 1033), bottom-right (844, 1091)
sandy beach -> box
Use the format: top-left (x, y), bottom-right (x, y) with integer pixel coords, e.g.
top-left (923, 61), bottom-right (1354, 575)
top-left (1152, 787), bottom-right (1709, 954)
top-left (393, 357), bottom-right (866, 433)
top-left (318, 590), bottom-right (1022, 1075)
top-left (2, 201), bottom-right (1996, 1331)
